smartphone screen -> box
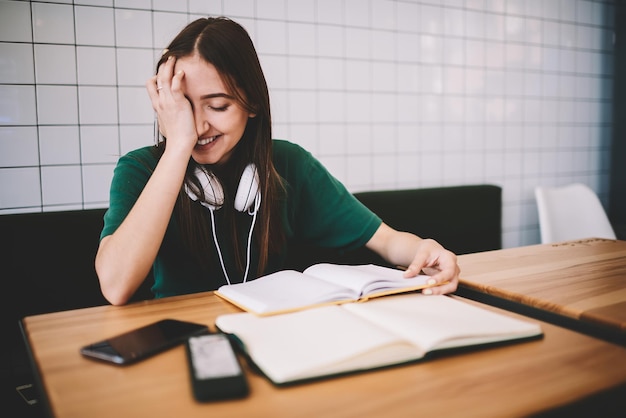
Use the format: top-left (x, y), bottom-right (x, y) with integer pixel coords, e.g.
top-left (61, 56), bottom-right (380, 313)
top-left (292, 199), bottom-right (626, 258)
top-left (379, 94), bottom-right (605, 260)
top-left (188, 334), bottom-right (244, 379)
top-left (80, 319), bottom-right (209, 365)
top-left (186, 333), bottom-right (249, 401)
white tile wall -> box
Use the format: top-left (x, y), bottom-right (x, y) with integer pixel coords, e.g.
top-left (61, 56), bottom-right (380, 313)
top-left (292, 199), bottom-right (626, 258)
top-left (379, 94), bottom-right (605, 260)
top-left (32, 3), bottom-right (74, 43)
top-left (39, 125), bottom-right (80, 165)
top-left (1, 85), bottom-right (37, 125)
top-left (0, 0), bottom-right (616, 249)
top-left (0, 1), bottom-right (32, 42)
top-left (0, 43), bottom-right (35, 83)
top-left (35, 44), bottom-right (77, 84)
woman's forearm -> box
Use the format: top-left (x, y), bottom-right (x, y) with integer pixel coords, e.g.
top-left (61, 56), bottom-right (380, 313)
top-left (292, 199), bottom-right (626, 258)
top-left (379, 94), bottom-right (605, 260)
top-left (95, 148), bottom-right (189, 305)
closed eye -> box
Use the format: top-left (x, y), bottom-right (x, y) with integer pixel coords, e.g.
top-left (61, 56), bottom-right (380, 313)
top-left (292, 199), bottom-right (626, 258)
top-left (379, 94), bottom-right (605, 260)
top-left (210, 105), bottom-right (229, 112)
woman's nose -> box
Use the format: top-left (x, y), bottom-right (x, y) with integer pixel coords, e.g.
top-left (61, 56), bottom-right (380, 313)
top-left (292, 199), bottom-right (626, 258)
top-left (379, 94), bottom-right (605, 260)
top-left (195, 111), bottom-right (209, 135)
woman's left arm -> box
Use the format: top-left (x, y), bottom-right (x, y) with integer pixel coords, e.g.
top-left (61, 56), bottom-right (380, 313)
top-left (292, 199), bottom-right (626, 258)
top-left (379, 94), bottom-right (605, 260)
top-left (365, 223), bottom-right (460, 295)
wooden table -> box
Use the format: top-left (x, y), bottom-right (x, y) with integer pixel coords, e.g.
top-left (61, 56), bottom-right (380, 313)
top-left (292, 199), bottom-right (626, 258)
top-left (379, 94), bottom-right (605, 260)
top-left (457, 238), bottom-right (626, 344)
top-left (21, 291), bottom-right (626, 418)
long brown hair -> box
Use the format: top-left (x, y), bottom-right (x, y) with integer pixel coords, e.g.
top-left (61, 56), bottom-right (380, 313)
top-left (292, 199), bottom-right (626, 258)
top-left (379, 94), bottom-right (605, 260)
top-left (154, 17), bottom-right (284, 277)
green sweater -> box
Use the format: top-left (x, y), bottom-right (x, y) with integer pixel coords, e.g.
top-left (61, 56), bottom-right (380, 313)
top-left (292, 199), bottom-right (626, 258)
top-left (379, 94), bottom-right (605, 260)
top-left (101, 140), bottom-right (381, 298)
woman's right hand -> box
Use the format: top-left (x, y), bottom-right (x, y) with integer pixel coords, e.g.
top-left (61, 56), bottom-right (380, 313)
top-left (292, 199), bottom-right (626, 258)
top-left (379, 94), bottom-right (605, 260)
top-left (146, 55), bottom-right (197, 157)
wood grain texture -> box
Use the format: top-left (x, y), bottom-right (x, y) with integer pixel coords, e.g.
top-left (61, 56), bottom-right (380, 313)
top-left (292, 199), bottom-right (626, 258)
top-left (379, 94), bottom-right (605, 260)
top-left (458, 238), bottom-right (626, 334)
top-left (22, 291), bottom-right (626, 418)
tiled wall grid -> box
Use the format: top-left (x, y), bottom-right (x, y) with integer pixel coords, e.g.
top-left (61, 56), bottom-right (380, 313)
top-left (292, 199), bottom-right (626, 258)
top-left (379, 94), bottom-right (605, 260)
top-left (0, 0), bottom-right (615, 248)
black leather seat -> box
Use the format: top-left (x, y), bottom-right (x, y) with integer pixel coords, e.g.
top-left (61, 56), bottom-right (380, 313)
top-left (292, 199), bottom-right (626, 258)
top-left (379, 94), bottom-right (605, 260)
top-left (286, 184), bottom-right (502, 270)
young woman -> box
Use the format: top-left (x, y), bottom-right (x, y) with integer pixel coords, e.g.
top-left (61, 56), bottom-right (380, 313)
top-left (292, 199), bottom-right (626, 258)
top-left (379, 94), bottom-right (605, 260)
top-left (95, 17), bottom-right (459, 306)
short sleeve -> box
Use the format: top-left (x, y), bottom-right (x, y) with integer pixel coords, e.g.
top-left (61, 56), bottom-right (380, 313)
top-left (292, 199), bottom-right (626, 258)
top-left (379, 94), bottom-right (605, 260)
top-left (100, 147), bottom-right (157, 240)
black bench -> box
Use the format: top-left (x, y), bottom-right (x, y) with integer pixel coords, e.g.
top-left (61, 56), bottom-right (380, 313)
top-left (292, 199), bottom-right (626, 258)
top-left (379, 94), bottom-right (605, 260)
top-left (287, 184), bottom-right (502, 271)
top-left (354, 184), bottom-right (502, 255)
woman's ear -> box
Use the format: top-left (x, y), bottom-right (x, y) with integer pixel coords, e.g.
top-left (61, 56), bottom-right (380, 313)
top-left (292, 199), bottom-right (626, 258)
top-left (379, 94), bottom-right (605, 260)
top-left (247, 103), bottom-right (258, 118)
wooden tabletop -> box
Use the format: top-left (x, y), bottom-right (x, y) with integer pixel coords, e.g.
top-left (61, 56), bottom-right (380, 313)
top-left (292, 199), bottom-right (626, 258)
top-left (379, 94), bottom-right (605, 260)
top-left (457, 238), bottom-right (626, 341)
top-left (22, 290), bottom-right (626, 418)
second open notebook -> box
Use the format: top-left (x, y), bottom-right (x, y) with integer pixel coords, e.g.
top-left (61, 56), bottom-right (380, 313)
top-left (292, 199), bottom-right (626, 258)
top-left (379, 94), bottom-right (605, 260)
top-left (214, 263), bottom-right (433, 316)
top-left (215, 294), bottom-right (544, 385)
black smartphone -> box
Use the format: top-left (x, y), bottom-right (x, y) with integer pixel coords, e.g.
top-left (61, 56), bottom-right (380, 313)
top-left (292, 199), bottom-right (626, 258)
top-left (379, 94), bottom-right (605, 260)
top-left (80, 318), bottom-right (209, 365)
top-left (185, 333), bottom-right (249, 401)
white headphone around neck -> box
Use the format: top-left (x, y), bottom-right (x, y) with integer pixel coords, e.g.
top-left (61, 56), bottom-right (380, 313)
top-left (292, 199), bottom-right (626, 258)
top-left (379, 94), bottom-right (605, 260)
top-left (184, 164), bottom-right (261, 285)
top-left (184, 163), bottom-right (260, 213)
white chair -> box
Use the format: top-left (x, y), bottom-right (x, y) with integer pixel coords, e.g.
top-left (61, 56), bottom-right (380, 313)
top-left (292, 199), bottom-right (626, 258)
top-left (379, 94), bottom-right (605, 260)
top-left (534, 183), bottom-right (616, 244)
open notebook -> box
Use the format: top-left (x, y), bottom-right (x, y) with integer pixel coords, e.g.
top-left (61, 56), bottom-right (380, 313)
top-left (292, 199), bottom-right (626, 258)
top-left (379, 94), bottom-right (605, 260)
top-left (215, 294), bottom-right (543, 385)
top-left (215, 263), bottom-right (433, 316)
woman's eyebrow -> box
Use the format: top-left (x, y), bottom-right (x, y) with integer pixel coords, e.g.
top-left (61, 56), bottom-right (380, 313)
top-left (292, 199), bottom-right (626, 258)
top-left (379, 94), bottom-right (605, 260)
top-left (200, 93), bottom-right (235, 100)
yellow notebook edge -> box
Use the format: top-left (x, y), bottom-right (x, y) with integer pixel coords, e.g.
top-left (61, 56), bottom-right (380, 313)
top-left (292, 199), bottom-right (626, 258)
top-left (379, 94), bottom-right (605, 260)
top-left (357, 281), bottom-right (442, 303)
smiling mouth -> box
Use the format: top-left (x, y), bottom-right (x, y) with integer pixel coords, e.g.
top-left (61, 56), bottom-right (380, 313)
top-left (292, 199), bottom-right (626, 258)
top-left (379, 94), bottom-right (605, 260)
top-left (197, 135), bottom-right (221, 146)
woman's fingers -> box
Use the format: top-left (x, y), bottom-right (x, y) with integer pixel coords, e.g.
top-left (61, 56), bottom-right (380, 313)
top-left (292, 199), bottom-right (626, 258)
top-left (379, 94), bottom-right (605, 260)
top-left (156, 56), bottom-right (175, 92)
top-left (171, 69), bottom-right (184, 94)
top-left (146, 75), bottom-right (160, 109)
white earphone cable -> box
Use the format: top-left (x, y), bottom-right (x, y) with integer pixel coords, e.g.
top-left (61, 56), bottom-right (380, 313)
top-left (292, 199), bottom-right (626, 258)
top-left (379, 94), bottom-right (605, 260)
top-left (242, 194), bottom-right (261, 283)
top-left (209, 208), bottom-right (231, 285)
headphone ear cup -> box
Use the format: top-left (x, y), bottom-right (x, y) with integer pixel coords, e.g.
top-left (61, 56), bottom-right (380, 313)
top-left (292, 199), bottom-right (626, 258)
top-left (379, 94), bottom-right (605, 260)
top-left (184, 166), bottom-right (224, 210)
top-left (234, 164), bottom-right (260, 212)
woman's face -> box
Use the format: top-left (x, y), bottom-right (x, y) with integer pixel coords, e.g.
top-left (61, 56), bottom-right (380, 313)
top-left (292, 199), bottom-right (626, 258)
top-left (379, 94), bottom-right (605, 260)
top-left (175, 54), bottom-right (253, 166)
